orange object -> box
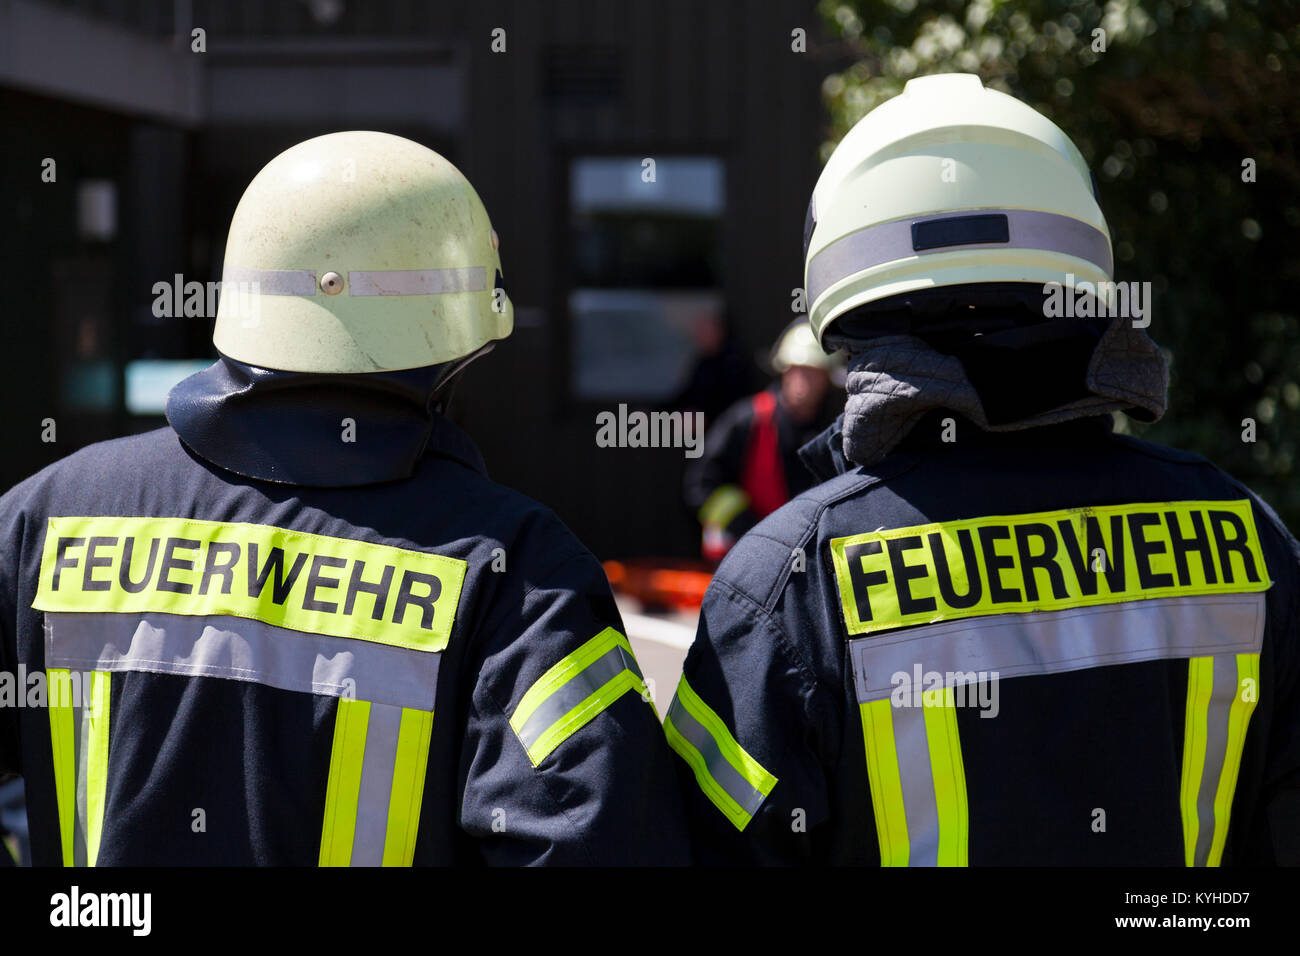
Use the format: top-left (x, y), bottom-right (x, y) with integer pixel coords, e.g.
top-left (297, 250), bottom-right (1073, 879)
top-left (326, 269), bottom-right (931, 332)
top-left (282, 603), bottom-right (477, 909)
top-left (603, 558), bottom-right (713, 611)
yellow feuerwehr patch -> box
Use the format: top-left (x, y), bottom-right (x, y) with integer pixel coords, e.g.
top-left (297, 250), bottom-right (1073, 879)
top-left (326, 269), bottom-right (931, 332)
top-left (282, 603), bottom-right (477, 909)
top-left (34, 516), bottom-right (466, 652)
top-left (830, 500), bottom-right (1270, 636)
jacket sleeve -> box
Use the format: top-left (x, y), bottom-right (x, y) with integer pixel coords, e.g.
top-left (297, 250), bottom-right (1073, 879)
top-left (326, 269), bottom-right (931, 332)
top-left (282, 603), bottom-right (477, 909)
top-left (665, 577), bottom-right (835, 864)
top-left (0, 489), bottom-right (24, 780)
top-left (1234, 497), bottom-right (1300, 865)
top-left (458, 541), bottom-right (690, 865)
top-left (683, 399), bottom-right (760, 539)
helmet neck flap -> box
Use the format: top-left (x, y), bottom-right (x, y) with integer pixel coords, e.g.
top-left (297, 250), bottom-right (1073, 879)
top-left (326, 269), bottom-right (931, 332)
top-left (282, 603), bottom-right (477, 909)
top-left (824, 291), bottom-right (1167, 468)
top-left (165, 349), bottom-right (491, 487)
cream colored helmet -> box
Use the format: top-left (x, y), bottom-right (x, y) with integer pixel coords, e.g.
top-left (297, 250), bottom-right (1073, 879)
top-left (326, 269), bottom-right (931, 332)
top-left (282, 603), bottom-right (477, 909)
top-left (770, 319), bottom-right (844, 375)
top-left (803, 73), bottom-right (1111, 344)
top-left (213, 131), bottom-right (513, 373)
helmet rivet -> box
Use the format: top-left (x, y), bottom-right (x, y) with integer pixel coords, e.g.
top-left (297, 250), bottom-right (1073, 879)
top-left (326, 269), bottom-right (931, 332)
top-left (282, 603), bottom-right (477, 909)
top-left (490, 229), bottom-right (500, 252)
top-left (320, 271), bottom-right (345, 295)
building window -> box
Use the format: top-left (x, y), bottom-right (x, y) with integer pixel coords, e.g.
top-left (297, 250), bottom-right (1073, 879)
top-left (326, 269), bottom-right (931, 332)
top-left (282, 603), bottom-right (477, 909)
top-left (568, 156), bottom-right (725, 402)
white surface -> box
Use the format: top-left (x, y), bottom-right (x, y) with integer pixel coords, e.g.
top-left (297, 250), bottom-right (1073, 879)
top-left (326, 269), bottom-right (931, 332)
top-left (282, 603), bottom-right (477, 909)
top-left (618, 599), bottom-right (697, 719)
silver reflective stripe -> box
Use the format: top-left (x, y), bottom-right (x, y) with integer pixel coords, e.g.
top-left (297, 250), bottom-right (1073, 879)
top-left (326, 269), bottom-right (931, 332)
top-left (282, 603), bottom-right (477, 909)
top-left (70, 692), bottom-right (88, 867)
top-left (349, 267), bottom-right (486, 296)
top-left (665, 694), bottom-right (767, 820)
top-left (514, 643), bottom-right (642, 754)
top-left (892, 707), bottom-right (940, 866)
top-left (349, 702), bottom-right (403, 867)
top-left (45, 611), bottom-right (439, 711)
top-left (219, 266), bottom-right (487, 297)
top-left (850, 594), bottom-right (1265, 703)
top-left (1193, 653), bottom-right (1237, 866)
top-left (805, 208), bottom-right (1113, 307)
top-left (221, 266), bottom-right (318, 296)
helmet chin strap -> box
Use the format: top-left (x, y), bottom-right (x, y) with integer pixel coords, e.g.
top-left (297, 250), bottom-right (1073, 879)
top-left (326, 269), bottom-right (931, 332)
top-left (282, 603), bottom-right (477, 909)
top-left (429, 341), bottom-right (497, 416)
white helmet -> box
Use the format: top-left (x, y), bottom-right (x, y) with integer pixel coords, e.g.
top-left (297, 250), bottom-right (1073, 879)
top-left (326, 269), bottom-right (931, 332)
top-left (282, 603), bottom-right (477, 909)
top-left (803, 73), bottom-right (1111, 344)
top-left (770, 319), bottom-right (844, 375)
top-left (213, 131), bottom-right (513, 373)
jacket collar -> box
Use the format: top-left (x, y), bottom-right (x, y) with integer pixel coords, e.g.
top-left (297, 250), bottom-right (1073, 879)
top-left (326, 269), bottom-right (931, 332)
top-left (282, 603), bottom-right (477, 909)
top-left (798, 409), bottom-right (1116, 482)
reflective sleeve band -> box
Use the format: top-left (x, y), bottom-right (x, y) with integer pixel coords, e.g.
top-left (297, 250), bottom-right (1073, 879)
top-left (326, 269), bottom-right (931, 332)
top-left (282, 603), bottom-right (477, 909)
top-left (48, 669), bottom-right (77, 866)
top-left (663, 676), bottom-right (776, 831)
top-left (84, 670), bottom-right (111, 868)
top-left (381, 707), bottom-right (434, 867)
top-left (509, 626), bottom-right (649, 767)
top-left (698, 485), bottom-right (749, 529)
top-left (859, 687), bottom-right (969, 866)
top-left (319, 698), bottom-right (371, 867)
top-left (1181, 653), bottom-right (1259, 866)
top-left (46, 668), bottom-right (113, 867)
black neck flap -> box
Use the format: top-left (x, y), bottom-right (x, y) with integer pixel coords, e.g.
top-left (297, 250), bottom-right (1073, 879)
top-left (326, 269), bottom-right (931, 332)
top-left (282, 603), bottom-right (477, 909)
top-left (165, 356), bottom-right (487, 487)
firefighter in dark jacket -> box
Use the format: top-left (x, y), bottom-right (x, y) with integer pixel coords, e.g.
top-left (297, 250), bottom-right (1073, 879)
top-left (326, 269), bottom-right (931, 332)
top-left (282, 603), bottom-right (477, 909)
top-left (684, 320), bottom-right (843, 562)
top-left (0, 131), bottom-right (688, 866)
top-left (664, 74), bottom-right (1300, 865)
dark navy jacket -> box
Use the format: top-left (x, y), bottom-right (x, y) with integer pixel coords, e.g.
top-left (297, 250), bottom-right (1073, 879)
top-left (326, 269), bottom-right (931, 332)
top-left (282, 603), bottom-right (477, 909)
top-left (0, 363), bottom-right (688, 866)
top-left (668, 413), bottom-right (1300, 865)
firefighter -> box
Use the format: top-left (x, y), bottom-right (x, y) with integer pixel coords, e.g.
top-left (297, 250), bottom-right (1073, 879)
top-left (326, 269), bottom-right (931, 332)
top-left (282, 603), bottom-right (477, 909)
top-left (684, 320), bottom-right (843, 562)
top-left (0, 131), bottom-right (688, 866)
top-left (664, 74), bottom-right (1300, 865)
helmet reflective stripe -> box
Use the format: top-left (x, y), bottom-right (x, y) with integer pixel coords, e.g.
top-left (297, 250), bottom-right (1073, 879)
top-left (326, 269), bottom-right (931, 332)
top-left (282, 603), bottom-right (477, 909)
top-left (222, 267), bottom-right (318, 296)
top-left (806, 208), bottom-right (1114, 309)
top-left (349, 267), bottom-right (486, 296)
top-left (226, 266), bottom-right (489, 298)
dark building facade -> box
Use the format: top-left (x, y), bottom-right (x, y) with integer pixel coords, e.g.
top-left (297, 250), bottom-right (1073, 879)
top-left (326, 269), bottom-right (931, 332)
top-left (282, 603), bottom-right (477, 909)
top-left (0, 0), bottom-right (828, 559)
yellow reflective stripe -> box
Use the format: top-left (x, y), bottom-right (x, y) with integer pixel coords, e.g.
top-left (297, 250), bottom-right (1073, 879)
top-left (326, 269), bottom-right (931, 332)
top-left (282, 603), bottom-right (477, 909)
top-left (511, 627), bottom-right (632, 730)
top-left (675, 677), bottom-right (776, 800)
top-left (509, 627), bottom-right (650, 766)
top-left (860, 699), bottom-right (909, 866)
top-left (525, 670), bottom-right (645, 766)
top-left (34, 515), bottom-right (466, 653)
top-left (663, 717), bottom-right (742, 830)
top-left (664, 676), bottom-right (776, 831)
top-left (84, 670), bottom-right (111, 867)
top-left (1180, 656), bottom-right (1214, 866)
top-left (698, 484), bottom-right (750, 528)
top-left (922, 686), bottom-right (968, 867)
top-left (1209, 653), bottom-right (1260, 866)
top-left (831, 499), bottom-right (1271, 636)
top-left (381, 707), bottom-right (434, 867)
top-left (860, 691), bottom-right (969, 867)
top-left (47, 668), bottom-right (76, 866)
top-left (319, 697), bottom-right (370, 867)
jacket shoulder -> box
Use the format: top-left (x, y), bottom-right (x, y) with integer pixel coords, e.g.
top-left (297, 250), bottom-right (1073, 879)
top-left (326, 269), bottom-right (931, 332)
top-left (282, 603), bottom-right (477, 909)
top-left (710, 457), bottom-right (915, 611)
top-left (1104, 431), bottom-right (1219, 468)
top-left (0, 428), bottom-right (182, 510)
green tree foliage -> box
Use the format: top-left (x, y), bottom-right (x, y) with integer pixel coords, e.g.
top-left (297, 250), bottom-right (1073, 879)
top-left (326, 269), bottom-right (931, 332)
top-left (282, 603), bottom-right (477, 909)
top-left (817, 0), bottom-right (1300, 529)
